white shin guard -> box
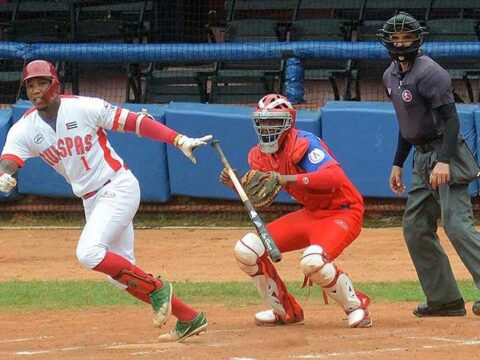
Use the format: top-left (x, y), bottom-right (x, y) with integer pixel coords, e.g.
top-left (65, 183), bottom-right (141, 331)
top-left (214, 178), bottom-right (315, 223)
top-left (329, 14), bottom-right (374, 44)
top-left (301, 245), bottom-right (370, 328)
top-left (252, 274), bottom-right (286, 317)
top-left (234, 233), bottom-right (286, 317)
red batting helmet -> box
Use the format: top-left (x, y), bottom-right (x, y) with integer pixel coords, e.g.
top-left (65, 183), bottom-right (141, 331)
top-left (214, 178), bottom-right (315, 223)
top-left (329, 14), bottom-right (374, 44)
top-left (22, 60), bottom-right (60, 103)
top-left (252, 94), bottom-right (296, 153)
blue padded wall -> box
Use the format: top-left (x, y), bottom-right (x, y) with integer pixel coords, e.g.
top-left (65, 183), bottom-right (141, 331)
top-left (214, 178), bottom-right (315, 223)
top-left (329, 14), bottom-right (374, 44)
top-left (457, 105), bottom-right (478, 195)
top-left (322, 101), bottom-right (413, 198)
top-left (165, 102), bottom-right (321, 203)
top-left (13, 101), bottom-right (74, 197)
top-left (105, 104), bottom-right (170, 202)
top-left (322, 101), bottom-right (478, 197)
top-left (12, 101), bottom-right (170, 202)
top-left (0, 108), bottom-right (17, 200)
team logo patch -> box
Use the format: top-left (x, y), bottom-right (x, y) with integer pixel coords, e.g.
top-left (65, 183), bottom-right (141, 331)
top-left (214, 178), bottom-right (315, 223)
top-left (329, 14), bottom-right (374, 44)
top-left (402, 90), bottom-right (413, 102)
top-left (308, 148), bottom-right (325, 164)
top-left (34, 134), bottom-right (44, 144)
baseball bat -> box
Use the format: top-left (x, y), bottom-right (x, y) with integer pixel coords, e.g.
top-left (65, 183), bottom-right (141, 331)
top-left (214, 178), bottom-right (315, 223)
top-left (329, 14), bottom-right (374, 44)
top-left (211, 139), bottom-right (282, 263)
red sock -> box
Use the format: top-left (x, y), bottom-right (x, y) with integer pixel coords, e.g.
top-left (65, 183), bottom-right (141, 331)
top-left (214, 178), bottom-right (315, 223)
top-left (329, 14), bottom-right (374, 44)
top-left (95, 252), bottom-right (197, 321)
top-left (171, 296), bottom-right (197, 322)
top-left (93, 252), bottom-right (162, 289)
top-left (126, 289), bottom-right (197, 323)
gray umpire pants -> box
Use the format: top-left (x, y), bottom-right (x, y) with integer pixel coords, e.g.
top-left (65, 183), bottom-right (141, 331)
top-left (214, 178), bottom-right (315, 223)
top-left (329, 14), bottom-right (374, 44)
top-left (403, 142), bottom-right (480, 305)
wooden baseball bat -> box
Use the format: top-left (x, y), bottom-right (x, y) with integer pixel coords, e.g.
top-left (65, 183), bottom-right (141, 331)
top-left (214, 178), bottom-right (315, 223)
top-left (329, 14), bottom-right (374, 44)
top-left (211, 139), bottom-right (282, 263)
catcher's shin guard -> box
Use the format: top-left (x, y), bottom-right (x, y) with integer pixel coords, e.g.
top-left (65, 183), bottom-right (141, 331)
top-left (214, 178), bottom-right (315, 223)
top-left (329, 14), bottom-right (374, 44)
top-left (301, 245), bottom-right (372, 328)
top-left (235, 233), bottom-right (303, 324)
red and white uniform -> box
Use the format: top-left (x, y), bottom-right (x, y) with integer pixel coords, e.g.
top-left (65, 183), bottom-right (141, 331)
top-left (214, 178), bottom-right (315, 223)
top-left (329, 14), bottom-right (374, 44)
top-left (1, 95), bottom-right (176, 271)
top-left (4, 96), bottom-right (144, 197)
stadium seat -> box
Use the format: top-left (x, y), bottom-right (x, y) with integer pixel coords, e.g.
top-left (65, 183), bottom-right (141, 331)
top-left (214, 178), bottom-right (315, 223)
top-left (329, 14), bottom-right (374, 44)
top-left (0, 58), bottom-right (23, 105)
top-left (355, 20), bottom-right (392, 101)
top-left (289, 18), bottom-right (358, 101)
top-left (224, 0), bottom-right (297, 22)
top-left (70, 0), bottom-right (152, 100)
top-left (292, 0), bottom-right (365, 22)
top-left (209, 19), bottom-right (285, 104)
top-left (133, 63), bottom-right (211, 104)
top-left (0, 0), bottom-right (71, 103)
top-left (426, 18), bottom-right (480, 102)
top-left (360, 0), bottom-right (432, 21)
top-left (426, 0), bottom-right (480, 20)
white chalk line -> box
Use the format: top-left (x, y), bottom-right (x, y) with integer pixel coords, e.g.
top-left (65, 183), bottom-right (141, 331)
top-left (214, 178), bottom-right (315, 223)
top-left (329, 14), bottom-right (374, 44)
top-left (0, 226), bottom-right (251, 230)
top-left (0, 336), bottom-right (53, 344)
top-left (6, 329), bottom-right (480, 358)
top-left (289, 336), bottom-right (480, 359)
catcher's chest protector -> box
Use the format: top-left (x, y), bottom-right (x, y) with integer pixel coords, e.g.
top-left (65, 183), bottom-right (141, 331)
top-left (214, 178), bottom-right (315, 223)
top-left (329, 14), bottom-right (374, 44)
top-left (248, 129), bottom-right (309, 173)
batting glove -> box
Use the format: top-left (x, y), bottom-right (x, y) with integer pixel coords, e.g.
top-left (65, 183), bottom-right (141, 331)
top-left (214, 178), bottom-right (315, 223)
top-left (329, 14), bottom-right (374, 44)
top-left (174, 134), bottom-right (213, 164)
top-left (0, 173), bottom-right (17, 192)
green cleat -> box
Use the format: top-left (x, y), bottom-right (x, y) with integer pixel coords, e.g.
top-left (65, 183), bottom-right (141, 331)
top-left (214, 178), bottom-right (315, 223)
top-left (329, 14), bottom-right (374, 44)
top-left (158, 312), bottom-right (208, 343)
top-left (150, 282), bottom-right (172, 328)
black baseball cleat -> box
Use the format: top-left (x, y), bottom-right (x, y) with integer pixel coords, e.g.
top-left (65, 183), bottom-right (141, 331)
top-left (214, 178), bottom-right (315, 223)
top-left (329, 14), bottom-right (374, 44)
top-left (472, 300), bottom-right (480, 316)
top-left (413, 298), bottom-right (466, 317)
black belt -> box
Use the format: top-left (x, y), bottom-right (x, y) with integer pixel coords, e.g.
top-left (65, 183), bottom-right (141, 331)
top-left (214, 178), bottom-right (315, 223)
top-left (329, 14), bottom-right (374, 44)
top-left (414, 143), bottom-right (435, 153)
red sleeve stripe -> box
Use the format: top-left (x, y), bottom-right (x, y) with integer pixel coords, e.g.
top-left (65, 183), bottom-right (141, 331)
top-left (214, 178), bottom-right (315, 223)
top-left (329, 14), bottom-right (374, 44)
top-left (112, 107), bottom-right (122, 131)
top-left (96, 129), bottom-right (122, 172)
top-left (0, 154), bottom-right (24, 168)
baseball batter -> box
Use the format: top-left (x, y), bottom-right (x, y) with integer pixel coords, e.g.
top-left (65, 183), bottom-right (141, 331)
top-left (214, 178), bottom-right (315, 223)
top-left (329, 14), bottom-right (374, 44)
top-left (0, 60), bottom-right (210, 342)
top-left (378, 12), bottom-right (480, 317)
top-left (219, 94), bottom-right (372, 328)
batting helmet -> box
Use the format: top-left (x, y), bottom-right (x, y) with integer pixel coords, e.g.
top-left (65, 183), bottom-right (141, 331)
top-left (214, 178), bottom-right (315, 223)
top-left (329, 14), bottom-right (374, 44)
top-left (252, 94), bottom-right (296, 154)
top-left (22, 60), bottom-right (60, 103)
top-left (377, 12), bottom-right (428, 61)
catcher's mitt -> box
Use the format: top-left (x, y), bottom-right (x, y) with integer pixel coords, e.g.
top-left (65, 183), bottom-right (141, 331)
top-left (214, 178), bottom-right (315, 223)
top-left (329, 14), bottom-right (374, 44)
top-left (241, 170), bottom-right (282, 208)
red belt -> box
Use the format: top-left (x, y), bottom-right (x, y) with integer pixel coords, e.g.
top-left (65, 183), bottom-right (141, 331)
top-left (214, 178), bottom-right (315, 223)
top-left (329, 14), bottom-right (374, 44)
top-left (82, 179), bottom-right (112, 200)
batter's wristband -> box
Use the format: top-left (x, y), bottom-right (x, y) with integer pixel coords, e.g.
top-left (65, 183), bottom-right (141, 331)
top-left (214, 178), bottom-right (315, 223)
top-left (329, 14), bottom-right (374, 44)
top-left (173, 134), bottom-right (184, 147)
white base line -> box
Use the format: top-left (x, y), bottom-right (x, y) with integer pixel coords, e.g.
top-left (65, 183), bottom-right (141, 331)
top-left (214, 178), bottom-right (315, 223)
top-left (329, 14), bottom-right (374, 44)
top-left (0, 226), bottom-right (252, 230)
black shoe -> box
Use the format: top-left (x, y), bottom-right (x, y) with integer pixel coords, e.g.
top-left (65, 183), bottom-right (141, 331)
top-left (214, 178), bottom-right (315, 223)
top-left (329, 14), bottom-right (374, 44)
top-left (472, 300), bottom-right (480, 316)
top-left (413, 298), bottom-right (466, 317)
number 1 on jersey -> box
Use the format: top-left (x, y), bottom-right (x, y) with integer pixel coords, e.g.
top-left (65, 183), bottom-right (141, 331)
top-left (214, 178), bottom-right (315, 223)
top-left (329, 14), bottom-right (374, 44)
top-left (81, 156), bottom-right (91, 171)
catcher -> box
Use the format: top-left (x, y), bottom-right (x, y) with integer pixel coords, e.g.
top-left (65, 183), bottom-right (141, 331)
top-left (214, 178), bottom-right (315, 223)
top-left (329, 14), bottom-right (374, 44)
top-left (219, 94), bottom-right (372, 328)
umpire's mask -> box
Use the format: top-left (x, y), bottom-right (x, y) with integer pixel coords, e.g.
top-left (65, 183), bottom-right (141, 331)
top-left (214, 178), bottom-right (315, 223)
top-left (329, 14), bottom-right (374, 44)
top-left (377, 12), bottom-right (428, 62)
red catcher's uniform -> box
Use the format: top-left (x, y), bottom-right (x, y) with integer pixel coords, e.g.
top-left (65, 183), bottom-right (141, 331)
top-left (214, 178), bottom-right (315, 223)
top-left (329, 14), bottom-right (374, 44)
top-left (248, 128), bottom-right (364, 259)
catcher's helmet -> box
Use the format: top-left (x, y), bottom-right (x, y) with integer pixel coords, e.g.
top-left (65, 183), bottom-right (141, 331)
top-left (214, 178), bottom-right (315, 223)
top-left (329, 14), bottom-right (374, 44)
top-left (22, 60), bottom-right (60, 103)
top-left (377, 12), bottom-right (428, 61)
top-left (252, 94), bottom-right (296, 154)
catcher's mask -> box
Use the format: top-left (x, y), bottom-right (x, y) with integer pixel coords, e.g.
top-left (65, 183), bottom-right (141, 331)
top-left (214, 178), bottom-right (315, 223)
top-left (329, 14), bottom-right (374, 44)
top-left (22, 60), bottom-right (60, 106)
top-left (377, 12), bottom-right (428, 62)
top-left (252, 94), bottom-right (296, 154)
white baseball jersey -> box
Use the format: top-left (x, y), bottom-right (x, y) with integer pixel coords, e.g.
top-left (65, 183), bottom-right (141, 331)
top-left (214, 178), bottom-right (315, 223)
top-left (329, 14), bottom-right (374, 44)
top-left (1, 95), bottom-right (127, 197)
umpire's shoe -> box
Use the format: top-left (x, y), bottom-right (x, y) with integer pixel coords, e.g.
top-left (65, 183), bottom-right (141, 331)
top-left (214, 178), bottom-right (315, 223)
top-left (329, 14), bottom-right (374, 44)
top-left (150, 282), bottom-right (173, 327)
top-left (472, 300), bottom-right (480, 316)
top-left (413, 298), bottom-right (466, 317)
top-left (158, 312), bottom-right (208, 343)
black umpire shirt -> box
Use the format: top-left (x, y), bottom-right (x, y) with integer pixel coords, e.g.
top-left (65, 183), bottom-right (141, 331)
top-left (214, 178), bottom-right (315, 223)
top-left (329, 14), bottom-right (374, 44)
top-left (383, 54), bottom-right (454, 145)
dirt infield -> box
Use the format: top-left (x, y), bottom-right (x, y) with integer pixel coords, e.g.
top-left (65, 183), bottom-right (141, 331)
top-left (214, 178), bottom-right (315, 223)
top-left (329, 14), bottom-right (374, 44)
top-left (1, 227), bottom-right (479, 359)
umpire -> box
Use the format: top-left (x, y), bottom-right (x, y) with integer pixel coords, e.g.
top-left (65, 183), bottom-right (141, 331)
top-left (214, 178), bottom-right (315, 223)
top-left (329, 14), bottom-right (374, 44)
top-left (378, 12), bottom-right (480, 317)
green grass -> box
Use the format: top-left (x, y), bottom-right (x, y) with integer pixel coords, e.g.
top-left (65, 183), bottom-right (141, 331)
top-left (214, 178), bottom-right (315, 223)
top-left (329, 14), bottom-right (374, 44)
top-left (0, 280), bottom-right (479, 311)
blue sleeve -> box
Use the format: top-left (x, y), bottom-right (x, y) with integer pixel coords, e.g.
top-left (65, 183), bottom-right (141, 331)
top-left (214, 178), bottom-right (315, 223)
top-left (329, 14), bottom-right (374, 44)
top-left (297, 131), bottom-right (335, 172)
